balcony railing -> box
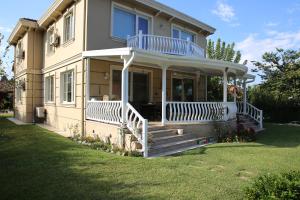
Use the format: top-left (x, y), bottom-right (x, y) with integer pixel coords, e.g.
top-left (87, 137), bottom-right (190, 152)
top-left (127, 31), bottom-right (205, 58)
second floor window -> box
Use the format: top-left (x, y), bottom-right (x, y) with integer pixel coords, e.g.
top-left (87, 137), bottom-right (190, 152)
top-left (61, 70), bottom-right (74, 103)
top-left (172, 27), bottom-right (196, 42)
top-left (64, 9), bottom-right (75, 43)
top-left (47, 27), bottom-right (55, 54)
top-left (45, 76), bottom-right (54, 102)
top-left (112, 6), bottom-right (150, 40)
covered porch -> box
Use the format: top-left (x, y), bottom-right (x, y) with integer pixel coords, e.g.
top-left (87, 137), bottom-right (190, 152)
top-left (83, 47), bottom-right (261, 157)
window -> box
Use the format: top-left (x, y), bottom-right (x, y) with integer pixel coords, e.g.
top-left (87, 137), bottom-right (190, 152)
top-left (45, 76), bottom-right (54, 102)
top-left (61, 70), bottom-right (74, 103)
top-left (47, 27), bottom-right (55, 53)
top-left (16, 41), bottom-right (23, 64)
top-left (172, 27), bottom-right (195, 42)
top-left (172, 78), bottom-right (194, 101)
top-left (111, 69), bottom-right (150, 103)
top-left (64, 9), bottom-right (74, 43)
top-left (16, 87), bottom-right (22, 103)
top-left (112, 5), bottom-right (150, 40)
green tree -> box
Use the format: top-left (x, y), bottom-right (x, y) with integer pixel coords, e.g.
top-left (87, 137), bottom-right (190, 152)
top-left (0, 32), bottom-right (10, 78)
top-left (249, 48), bottom-right (300, 122)
top-left (206, 38), bottom-right (243, 101)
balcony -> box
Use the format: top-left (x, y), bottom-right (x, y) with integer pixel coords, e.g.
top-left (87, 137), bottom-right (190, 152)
top-left (127, 32), bottom-right (205, 58)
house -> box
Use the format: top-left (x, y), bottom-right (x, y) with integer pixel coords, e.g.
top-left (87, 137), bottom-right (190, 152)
top-left (8, 0), bottom-right (263, 157)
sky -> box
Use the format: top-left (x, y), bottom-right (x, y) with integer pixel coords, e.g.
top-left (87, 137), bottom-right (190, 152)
top-left (1, 0), bottom-right (300, 84)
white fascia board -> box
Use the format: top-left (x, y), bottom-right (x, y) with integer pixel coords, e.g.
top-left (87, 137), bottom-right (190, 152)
top-left (82, 48), bottom-right (133, 58)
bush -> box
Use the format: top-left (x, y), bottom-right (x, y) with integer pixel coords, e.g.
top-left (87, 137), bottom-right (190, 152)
top-left (245, 171), bottom-right (300, 200)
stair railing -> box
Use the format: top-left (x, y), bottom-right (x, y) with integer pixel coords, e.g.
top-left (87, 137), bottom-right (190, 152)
top-left (237, 102), bottom-right (263, 129)
top-left (126, 103), bottom-right (148, 157)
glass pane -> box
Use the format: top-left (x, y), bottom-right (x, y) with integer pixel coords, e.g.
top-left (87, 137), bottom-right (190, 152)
top-left (181, 31), bottom-right (194, 42)
top-left (172, 78), bottom-right (183, 101)
top-left (184, 79), bottom-right (194, 101)
top-left (132, 72), bottom-right (149, 103)
top-left (112, 70), bottom-right (122, 100)
top-left (172, 29), bottom-right (180, 39)
top-left (138, 17), bottom-right (148, 34)
top-left (113, 7), bottom-right (136, 39)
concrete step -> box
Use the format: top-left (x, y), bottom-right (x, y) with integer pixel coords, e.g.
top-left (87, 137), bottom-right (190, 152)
top-left (150, 133), bottom-right (200, 147)
top-left (148, 129), bottom-right (178, 139)
top-left (148, 137), bottom-right (208, 156)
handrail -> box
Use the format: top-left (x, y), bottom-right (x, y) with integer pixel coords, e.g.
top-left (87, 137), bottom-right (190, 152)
top-left (126, 103), bottom-right (148, 157)
top-left (237, 102), bottom-right (263, 129)
top-left (165, 102), bottom-right (236, 123)
top-left (127, 32), bottom-right (205, 58)
top-left (86, 101), bottom-right (122, 124)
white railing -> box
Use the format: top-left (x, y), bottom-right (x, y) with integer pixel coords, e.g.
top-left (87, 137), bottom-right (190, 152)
top-left (165, 102), bottom-right (235, 123)
top-left (86, 101), bottom-right (122, 124)
top-left (126, 103), bottom-right (148, 157)
top-left (127, 31), bottom-right (205, 58)
top-left (237, 102), bottom-right (263, 129)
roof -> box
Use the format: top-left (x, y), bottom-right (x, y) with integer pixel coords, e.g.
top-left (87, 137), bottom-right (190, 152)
top-left (8, 18), bottom-right (38, 45)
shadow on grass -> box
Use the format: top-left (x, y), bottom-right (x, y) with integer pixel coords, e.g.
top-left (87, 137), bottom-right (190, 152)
top-left (0, 118), bottom-right (160, 200)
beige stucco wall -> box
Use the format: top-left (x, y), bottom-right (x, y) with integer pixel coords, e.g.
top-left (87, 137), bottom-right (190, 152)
top-left (14, 30), bottom-right (44, 123)
top-left (86, 0), bottom-right (207, 51)
top-left (43, 60), bottom-right (84, 133)
top-left (43, 0), bottom-right (84, 69)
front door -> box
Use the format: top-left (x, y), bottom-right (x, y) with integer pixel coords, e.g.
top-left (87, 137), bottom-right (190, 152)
top-left (172, 78), bottom-right (194, 101)
top-left (130, 72), bottom-right (149, 104)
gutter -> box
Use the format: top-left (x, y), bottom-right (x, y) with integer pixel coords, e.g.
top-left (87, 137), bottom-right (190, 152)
top-left (81, 0), bottom-right (87, 136)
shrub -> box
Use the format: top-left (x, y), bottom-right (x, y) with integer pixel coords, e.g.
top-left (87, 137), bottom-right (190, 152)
top-left (245, 171), bottom-right (300, 200)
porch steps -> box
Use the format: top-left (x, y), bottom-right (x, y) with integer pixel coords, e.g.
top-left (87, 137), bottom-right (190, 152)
top-left (238, 115), bottom-right (264, 133)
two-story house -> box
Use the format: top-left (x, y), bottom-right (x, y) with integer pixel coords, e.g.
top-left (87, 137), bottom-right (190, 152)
top-left (8, 0), bottom-right (263, 157)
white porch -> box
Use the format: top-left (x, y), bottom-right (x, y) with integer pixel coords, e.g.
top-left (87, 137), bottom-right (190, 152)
top-left (83, 46), bottom-right (262, 157)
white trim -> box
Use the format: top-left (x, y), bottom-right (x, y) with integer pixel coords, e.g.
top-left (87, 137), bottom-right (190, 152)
top-left (63, 5), bottom-right (75, 44)
top-left (60, 68), bottom-right (76, 105)
top-left (44, 74), bottom-right (55, 103)
top-left (111, 2), bottom-right (154, 41)
top-left (109, 65), bottom-right (153, 102)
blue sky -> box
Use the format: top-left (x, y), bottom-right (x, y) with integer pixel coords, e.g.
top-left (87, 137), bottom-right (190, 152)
top-left (1, 0), bottom-right (300, 83)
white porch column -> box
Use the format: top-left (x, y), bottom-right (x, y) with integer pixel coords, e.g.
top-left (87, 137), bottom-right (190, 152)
top-left (233, 78), bottom-right (237, 103)
top-left (243, 79), bottom-right (247, 115)
top-left (121, 67), bottom-right (129, 125)
top-left (223, 69), bottom-right (228, 102)
top-left (161, 65), bottom-right (168, 126)
top-left (86, 58), bottom-right (90, 103)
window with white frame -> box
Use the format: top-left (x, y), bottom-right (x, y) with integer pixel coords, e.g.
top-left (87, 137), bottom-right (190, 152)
top-left (45, 76), bottom-right (54, 102)
top-left (112, 5), bottom-right (151, 40)
top-left (16, 41), bottom-right (23, 64)
top-left (63, 9), bottom-right (75, 43)
top-left (16, 87), bottom-right (22, 103)
top-left (47, 27), bottom-right (55, 54)
top-left (172, 26), bottom-right (196, 42)
top-left (61, 70), bottom-right (74, 103)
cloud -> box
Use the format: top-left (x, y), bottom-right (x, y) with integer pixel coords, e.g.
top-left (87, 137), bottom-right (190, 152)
top-left (265, 22), bottom-right (279, 27)
top-left (0, 26), bottom-right (12, 33)
top-left (287, 3), bottom-right (300, 14)
top-left (212, 1), bottom-right (235, 22)
top-left (236, 30), bottom-right (300, 79)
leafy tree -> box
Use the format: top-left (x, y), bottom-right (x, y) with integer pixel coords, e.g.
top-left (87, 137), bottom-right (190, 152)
top-left (249, 48), bottom-right (300, 122)
top-left (0, 32), bottom-right (10, 79)
top-left (206, 38), bottom-right (241, 63)
top-left (206, 38), bottom-right (243, 101)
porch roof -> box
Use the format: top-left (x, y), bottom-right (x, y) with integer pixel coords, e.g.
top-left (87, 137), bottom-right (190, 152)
top-left (82, 47), bottom-right (253, 79)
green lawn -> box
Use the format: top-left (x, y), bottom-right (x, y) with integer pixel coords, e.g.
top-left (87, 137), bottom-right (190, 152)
top-left (0, 116), bottom-right (300, 200)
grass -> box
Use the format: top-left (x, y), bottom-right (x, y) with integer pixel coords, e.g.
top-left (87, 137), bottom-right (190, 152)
top-left (0, 116), bottom-right (300, 200)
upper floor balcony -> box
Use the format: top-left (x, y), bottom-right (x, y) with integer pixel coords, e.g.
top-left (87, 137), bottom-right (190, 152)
top-left (127, 31), bottom-right (205, 58)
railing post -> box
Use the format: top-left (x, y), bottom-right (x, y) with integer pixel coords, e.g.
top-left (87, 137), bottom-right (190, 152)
top-left (138, 30), bottom-right (143, 49)
top-left (161, 65), bottom-right (168, 126)
top-left (259, 110), bottom-right (263, 129)
top-left (186, 38), bottom-right (191, 56)
top-left (143, 119), bottom-right (148, 158)
top-left (243, 79), bottom-right (247, 115)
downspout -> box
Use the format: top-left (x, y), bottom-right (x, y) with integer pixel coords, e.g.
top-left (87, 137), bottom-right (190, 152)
top-left (81, 0), bottom-right (87, 136)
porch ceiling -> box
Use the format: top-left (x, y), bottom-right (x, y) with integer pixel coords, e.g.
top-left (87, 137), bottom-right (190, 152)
top-left (82, 48), bottom-right (251, 78)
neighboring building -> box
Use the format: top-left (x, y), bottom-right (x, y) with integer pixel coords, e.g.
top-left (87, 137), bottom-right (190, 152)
top-left (8, 0), bottom-right (263, 157)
